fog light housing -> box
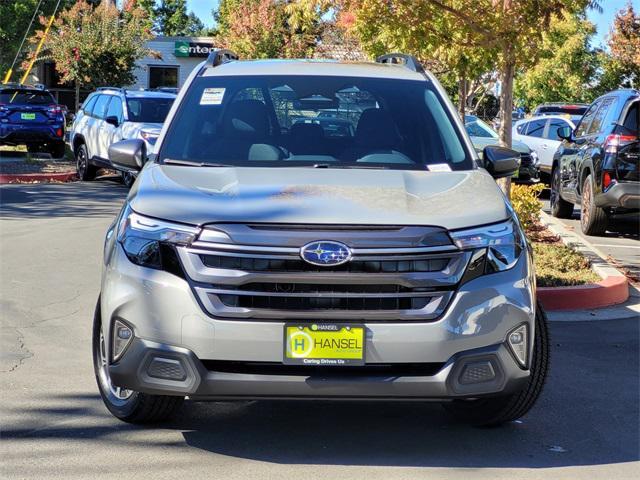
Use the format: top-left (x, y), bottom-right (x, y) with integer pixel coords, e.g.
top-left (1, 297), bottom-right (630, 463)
top-left (507, 323), bottom-right (528, 368)
top-left (112, 319), bottom-right (133, 362)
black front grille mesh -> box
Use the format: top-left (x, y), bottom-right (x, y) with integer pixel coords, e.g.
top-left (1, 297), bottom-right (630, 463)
top-left (217, 294), bottom-right (432, 311)
top-left (201, 255), bottom-right (449, 273)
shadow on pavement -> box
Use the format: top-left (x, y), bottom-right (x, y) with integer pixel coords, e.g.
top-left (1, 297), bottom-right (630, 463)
top-left (0, 178), bottom-right (127, 220)
top-left (3, 320), bottom-right (638, 470)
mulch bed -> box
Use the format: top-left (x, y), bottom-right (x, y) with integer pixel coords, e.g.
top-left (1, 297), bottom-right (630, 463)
top-left (0, 159), bottom-right (76, 175)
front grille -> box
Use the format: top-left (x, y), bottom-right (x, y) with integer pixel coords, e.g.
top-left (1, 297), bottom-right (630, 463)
top-left (200, 254), bottom-right (449, 273)
top-left (201, 360), bottom-right (446, 377)
top-left (177, 225), bottom-right (468, 321)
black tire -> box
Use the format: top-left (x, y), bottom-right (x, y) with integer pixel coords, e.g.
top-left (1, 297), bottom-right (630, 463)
top-left (443, 302), bottom-right (550, 427)
top-left (49, 141), bottom-right (66, 159)
top-left (75, 143), bottom-right (96, 181)
top-left (26, 143), bottom-right (45, 154)
top-left (580, 174), bottom-right (608, 236)
top-left (550, 166), bottom-right (574, 218)
top-left (92, 297), bottom-right (184, 424)
top-left (120, 170), bottom-right (137, 188)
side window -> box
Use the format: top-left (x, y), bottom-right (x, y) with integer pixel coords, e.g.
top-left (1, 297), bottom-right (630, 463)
top-left (587, 98), bottom-right (616, 135)
top-left (82, 95), bottom-right (98, 116)
top-left (574, 101), bottom-right (600, 137)
top-left (621, 101), bottom-right (638, 134)
top-left (545, 119), bottom-right (570, 141)
top-left (525, 119), bottom-right (546, 138)
top-left (92, 95), bottom-right (111, 120)
top-left (516, 122), bottom-right (527, 135)
top-left (106, 96), bottom-right (123, 123)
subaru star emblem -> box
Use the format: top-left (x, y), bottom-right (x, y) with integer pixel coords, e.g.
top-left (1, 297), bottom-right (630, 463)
top-left (300, 241), bottom-right (352, 266)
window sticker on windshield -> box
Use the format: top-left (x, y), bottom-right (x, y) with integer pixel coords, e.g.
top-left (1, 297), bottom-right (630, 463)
top-left (200, 88), bottom-right (225, 105)
top-left (427, 163), bottom-right (452, 172)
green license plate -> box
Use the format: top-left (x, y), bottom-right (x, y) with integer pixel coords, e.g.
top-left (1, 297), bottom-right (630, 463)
top-left (21, 113), bottom-right (36, 120)
top-left (284, 324), bottom-right (365, 366)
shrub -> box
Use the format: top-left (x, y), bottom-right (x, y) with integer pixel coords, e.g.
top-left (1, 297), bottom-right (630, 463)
top-left (511, 183), bottom-right (545, 231)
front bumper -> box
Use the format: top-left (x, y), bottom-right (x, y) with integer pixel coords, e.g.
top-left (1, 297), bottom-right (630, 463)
top-left (596, 181), bottom-right (640, 209)
top-left (101, 242), bottom-right (536, 400)
top-left (109, 337), bottom-right (529, 400)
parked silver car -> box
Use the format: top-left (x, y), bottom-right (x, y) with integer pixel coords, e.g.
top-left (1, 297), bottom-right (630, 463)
top-left (68, 88), bottom-right (175, 186)
top-left (95, 51), bottom-right (549, 426)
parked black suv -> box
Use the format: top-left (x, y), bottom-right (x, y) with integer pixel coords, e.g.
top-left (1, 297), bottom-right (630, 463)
top-left (550, 90), bottom-right (639, 235)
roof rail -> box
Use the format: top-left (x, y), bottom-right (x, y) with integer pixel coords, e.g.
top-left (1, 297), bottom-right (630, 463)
top-left (96, 86), bottom-right (127, 93)
top-left (205, 49), bottom-right (239, 68)
top-left (375, 53), bottom-right (424, 73)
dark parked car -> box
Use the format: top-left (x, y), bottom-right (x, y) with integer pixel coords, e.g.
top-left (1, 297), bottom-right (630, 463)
top-left (550, 90), bottom-right (639, 235)
top-left (0, 84), bottom-right (66, 157)
top-left (532, 103), bottom-right (589, 117)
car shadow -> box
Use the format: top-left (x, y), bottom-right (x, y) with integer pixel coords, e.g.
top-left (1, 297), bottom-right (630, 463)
top-left (0, 177), bottom-right (127, 220)
top-left (3, 320), bottom-right (638, 470)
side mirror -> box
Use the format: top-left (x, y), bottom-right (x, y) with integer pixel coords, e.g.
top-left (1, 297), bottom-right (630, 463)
top-left (557, 126), bottom-right (573, 141)
top-left (109, 139), bottom-right (146, 171)
top-left (482, 145), bottom-right (520, 179)
top-left (105, 115), bottom-right (120, 127)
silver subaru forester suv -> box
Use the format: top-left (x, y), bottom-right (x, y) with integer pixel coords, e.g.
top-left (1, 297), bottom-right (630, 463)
top-left (96, 51), bottom-right (549, 426)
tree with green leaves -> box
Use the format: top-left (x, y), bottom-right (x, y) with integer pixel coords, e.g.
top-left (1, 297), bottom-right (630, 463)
top-left (514, 13), bottom-right (599, 111)
top-left (25, 0), bottom-right (153, 110)
top-left (214, 0), bottom-right (323, 58)
top-left (596, 2), bottom-right (640, 93)
top-left (338, 0), bottom-right (600, 196)
top-left (0, 0), bottom-right (83, 83)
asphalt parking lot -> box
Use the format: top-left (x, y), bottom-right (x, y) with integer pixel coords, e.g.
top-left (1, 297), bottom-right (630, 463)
top-left (541, 197), bottom-right (640, 281)
top-left (1, 181), bottom-right (639, 480)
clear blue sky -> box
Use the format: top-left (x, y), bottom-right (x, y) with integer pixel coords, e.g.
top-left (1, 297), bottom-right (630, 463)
top-left (185, 0), bottom-right (634, 45)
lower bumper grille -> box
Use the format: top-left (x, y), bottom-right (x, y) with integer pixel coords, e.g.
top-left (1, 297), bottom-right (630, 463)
top-left (201, 360), bottom-right (446, 377)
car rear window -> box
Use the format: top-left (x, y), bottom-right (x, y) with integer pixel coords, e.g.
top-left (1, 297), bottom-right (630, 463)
top-left (0, 89), bottom-right (55, 105)
top-left (160, 75), bottom-right (473, 170)
top-left (126, 97), bottom-right (174, 123)
top-left (535, 105), bottom-right (589, 116)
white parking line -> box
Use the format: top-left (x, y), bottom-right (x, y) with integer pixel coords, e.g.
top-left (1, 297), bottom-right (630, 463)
top-left (590, 244), bottom-right (640, 249)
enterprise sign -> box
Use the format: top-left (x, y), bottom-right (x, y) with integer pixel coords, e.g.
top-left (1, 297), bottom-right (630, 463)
top-left (174, 41), bottom-right (214, 58)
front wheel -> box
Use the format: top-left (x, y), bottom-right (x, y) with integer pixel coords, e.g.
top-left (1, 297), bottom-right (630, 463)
top-left (443, 302), bottom-right (550, 427)
top-left (120, 170), bottom-right (136, 188)
top-left (92, 298), bottom-right (184, 423)
top-left (550, 167), bottom-right (574, 218)
top-left (75, 143), bottom-right (96, 181)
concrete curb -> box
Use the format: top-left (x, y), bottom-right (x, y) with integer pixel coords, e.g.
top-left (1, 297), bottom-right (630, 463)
top-left (0, 171), bottom-right (77, 184)
top-left (537, 210), bottom-right (629, 311)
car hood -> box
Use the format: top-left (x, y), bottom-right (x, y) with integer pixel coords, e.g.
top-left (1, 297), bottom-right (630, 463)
top-left (128, 164), bottom-right (510, 230)
top-left (470, 136), bottom-right (530, 154)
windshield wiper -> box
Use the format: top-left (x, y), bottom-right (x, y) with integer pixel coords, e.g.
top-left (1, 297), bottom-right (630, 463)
top-left (163, 158), bottom-right (233, 167)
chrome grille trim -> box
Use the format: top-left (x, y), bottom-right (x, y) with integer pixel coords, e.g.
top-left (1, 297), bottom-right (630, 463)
top-left (194, 287), bottom-right (451, 320)
top-left (177, 227), bottom-right (466, 321)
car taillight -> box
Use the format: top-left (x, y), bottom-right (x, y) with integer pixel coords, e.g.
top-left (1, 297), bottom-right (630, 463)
top-left (47, 104), bottom-right (64, 116)
top-left (56, 128), bottom-right (63, 137)
top-left (604, 134), bottom-right (636, 154)
top-left (602, 171), bottom-right (615, 191)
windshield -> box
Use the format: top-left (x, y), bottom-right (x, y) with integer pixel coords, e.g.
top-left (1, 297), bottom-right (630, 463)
top-left (464, 116), bottom-right (498, 139)
top-left (126, 97), bottom-right (174, 123)
top-left (159, 75), bottom-right (473, 170)
top-left (0, 89), bottom-right (55, 105)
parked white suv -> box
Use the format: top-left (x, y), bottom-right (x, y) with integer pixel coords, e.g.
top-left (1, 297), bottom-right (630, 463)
top-left (512, 115), bottom-right (580, 184)
top-left (69, 88), bottom-right (175, 186)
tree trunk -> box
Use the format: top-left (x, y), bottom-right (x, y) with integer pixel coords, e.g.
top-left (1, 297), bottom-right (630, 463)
top-left (458, 77), bottom-right (467, 118)
top-left (74, 81), bottom-right (80, 113)
top-left (496, 49), bottom-right (515, 198)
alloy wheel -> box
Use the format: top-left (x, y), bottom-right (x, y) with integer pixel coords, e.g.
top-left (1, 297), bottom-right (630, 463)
top-left (97, 331), bottom-right (133, 404)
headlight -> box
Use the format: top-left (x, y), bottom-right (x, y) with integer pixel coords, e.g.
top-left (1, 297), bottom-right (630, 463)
top-left (140, 131), bottom-right (159, 145)
top-left (529, 151), bottom-right (539, 164)
top-left (117, 205), bottom-right (199, 271)
top-left (450, 219), bottom-right (524, 275)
